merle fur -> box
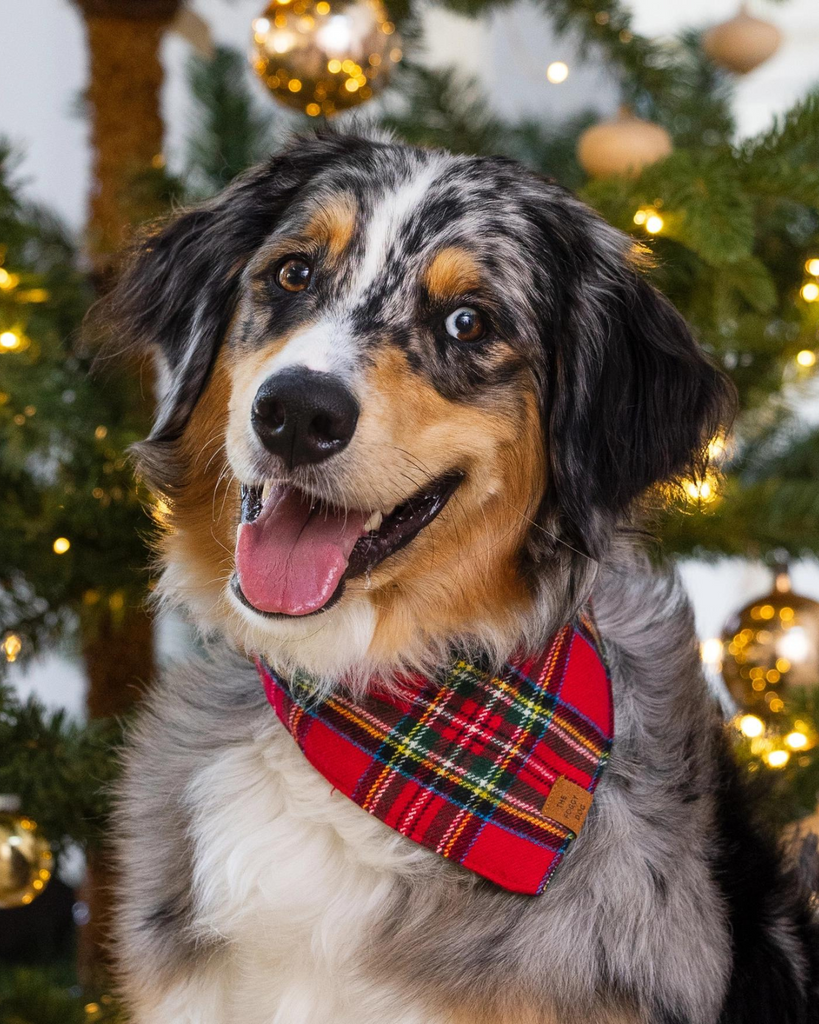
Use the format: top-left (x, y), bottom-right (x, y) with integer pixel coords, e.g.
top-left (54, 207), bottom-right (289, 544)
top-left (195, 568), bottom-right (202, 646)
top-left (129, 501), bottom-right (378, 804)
top-left (104, 130), bottom-right (818, 1022)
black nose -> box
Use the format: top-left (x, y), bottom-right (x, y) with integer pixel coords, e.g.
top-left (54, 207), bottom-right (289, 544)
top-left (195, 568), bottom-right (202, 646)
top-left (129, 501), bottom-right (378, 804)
top-left (251, 368), bottom-right (359, 469)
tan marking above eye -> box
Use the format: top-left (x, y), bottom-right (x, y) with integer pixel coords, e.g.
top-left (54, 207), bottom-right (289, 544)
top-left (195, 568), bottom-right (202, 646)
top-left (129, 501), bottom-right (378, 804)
top-left (425, 246), bottom-right (483, 302)
top-left (302, 194), bottom-right (357, 260)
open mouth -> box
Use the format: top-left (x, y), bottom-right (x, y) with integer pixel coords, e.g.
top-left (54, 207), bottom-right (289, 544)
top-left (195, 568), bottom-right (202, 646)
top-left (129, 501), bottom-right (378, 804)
top-left (232, 472), bottom-right (463, 618)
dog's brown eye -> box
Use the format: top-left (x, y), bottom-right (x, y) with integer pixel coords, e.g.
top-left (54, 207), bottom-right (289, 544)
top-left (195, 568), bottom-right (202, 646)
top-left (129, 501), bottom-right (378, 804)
top-left (277, 257), bottom-right (312, 293)
top-left (445, 307), bottom-right (484, 342)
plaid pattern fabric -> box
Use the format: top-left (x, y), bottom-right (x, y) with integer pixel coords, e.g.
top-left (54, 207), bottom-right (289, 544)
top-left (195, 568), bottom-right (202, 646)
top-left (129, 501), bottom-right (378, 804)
top-left (257, 612), bottom-right (613, 895)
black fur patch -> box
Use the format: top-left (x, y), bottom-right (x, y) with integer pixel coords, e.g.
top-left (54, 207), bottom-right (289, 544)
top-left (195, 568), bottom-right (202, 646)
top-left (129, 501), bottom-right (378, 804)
top-left (711, 735), bottom-right (819, 1023)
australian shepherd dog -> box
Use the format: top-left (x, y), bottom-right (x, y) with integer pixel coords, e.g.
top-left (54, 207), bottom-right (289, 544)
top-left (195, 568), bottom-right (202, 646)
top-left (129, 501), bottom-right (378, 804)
top-left (106, 131), bottom-right (819, 1023)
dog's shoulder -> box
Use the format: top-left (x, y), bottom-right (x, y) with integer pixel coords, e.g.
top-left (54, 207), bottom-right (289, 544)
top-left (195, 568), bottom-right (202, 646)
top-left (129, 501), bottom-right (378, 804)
top-left (112, 644), bottom-right (268, 1003)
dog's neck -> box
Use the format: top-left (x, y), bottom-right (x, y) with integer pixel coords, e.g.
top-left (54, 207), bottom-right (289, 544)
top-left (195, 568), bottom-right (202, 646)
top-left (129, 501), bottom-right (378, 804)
top-left (235, 545), bottom-right (602, 695)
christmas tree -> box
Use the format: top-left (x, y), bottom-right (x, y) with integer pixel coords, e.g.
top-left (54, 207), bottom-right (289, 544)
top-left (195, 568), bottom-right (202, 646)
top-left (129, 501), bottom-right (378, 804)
top-left (2, 0), bottom-right (818, 1016)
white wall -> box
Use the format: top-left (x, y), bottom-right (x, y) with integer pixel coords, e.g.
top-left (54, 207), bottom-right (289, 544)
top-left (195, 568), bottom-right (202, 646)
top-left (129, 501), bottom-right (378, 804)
top-left (2, 0), bottom-right (818, 714)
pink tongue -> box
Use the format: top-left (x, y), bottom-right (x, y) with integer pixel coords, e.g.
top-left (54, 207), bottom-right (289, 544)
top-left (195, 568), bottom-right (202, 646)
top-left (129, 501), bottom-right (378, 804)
top-left (235, 486), bottom-right (366, 616)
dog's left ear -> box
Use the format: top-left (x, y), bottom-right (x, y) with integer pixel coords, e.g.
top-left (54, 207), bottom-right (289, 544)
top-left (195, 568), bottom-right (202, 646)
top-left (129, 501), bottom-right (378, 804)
top-left (96, 132), bottom-right (371, 452)
top-left (542, 214), bottom-right (735, 557)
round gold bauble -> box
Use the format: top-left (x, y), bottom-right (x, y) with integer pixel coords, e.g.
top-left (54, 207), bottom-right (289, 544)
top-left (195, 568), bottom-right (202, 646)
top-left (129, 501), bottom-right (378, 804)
top-left (0, 808), bottom-right (53, 909)
top-left (250, 0), bottom-right (401, 116)
top-left (577, 106), bottom-right (672, 180)
top-left (702, 5), bottom-right (781, 75)
top-left (721, 574), bottom-right (819, 722)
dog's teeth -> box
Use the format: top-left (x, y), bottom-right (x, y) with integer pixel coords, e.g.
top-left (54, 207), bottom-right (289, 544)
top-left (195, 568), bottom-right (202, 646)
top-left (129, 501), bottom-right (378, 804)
top-left (262, 481), bottom-right (272, 502)
top-left (364, 511), bottom-right (383, 533)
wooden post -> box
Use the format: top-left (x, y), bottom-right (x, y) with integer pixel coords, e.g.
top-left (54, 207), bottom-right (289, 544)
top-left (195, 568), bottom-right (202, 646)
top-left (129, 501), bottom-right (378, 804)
top-left (71, 0), bottom-right (183, 986)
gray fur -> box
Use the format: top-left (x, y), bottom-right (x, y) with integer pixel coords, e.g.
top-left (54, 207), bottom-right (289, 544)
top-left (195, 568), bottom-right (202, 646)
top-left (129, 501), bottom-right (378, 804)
top-left (115, 543), bottom-right (735, 1022)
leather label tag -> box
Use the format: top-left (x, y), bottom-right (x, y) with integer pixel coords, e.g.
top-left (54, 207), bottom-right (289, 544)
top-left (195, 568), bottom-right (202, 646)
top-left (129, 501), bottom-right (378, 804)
top-left (542, 776), bottom-right (594, 834)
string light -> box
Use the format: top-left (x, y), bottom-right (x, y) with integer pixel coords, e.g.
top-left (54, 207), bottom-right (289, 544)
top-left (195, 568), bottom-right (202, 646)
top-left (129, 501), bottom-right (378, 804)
top-left (0, 268), bottom-right (19, 291)
top-left (0, 329), bottom-right (21, 350)
top-left (785, 730), bottom-right (808, 750)
top-left (805, 258), bottom-right (819, 276)
top-left (684, 474), bottom-right (719, 503)
top-left (700, 637), bottom-right (724, 666)
top-left (766, 749), bottom-right (790, 768)
top-left (17, 287), bottom-right (49, 303)
top-left (633, 208), bottom-right (664, 234)
top-left (738, 714), bottom-right (764, 738)
top-left (800, 282), bottom-right (819, 302)
top-left (3, 634), bottom-right (22, 663)
top-left (546, 61), bottom-right (569, 83)
top-left (796, 349), bottom-right (816, 368)
top-left (52, 537), bottom-right (71, 554)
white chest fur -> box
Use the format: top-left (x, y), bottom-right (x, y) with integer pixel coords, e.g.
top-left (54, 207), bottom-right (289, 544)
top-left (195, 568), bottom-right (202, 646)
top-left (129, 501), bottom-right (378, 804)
top-left (147, 719), bottom-right (444, 1024)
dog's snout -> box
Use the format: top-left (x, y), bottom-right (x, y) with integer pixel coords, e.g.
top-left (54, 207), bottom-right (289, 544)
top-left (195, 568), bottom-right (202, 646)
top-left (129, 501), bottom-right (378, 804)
top-left (251, 368), bottom-right (359, 469)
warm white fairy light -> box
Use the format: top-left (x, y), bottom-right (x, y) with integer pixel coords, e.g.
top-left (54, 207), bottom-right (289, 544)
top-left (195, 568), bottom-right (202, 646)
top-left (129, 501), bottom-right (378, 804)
top-left (738, 714), bottom-right (765, 738)
top-left (766, 749), bottom-right (790, 768)
top-left (546, 61), bottom-right (569, 84)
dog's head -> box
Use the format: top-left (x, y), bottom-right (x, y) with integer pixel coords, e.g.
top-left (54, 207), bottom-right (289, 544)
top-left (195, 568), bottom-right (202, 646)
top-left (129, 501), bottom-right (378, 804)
top-left (108, 131), bottom-right (732, 679)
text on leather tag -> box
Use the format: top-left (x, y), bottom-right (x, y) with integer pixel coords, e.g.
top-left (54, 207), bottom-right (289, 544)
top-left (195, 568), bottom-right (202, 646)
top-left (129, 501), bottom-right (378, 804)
top-left (542, 776), bottom-right (594, 833)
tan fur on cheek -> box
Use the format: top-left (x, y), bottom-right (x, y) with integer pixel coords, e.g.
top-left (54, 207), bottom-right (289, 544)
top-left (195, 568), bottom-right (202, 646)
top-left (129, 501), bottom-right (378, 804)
top-left (156, 352), bottom-right (237, 621)
top-left (353, 348), bottom-right (546, 664)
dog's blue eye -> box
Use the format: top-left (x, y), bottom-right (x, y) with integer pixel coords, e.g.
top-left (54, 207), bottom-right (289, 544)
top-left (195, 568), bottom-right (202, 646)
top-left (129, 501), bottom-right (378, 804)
top-left (277, 257), bottom-right (312, 293)
top-left (445, 307), bottom-right (485, 342)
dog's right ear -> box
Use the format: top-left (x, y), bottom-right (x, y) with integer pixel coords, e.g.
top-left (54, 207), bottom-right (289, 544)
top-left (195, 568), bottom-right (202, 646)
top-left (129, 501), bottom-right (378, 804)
top-left (99, 133), bottom-right (362, 449)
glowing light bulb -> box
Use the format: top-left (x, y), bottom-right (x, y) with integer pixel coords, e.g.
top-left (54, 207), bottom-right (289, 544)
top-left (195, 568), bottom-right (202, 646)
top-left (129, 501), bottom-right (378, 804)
top-left (645, 213), bottom-right (664, 234)
top-left (546, 61), bottom-right (569, 84)
top-left (801, 282), bottom-right (819, 302)
top-left (317, 14), bottom-right (353, 54)
top-left (633, 209), bottom-right (647, 225)
top-left (778, 627), bottom-right (810, 664)
top-left (0, 330), bottom-right (21, 350)
top-left (52, 537), bottom-right (70, 554)
top-left (785, 731), bottom-right (808, 750)
top-left (3, 634), bottom-right (22, 662)
top-left (684, 476), bottom-right (718, 503)
top-left (796, 349), bottom-right (816, 368)
top-left (739, 714), bottom-right (764, 738)
top-left (700, 638), bottom-right (723, 666)
top-left (805, 258), bottom-right (819, 276)
top-left (766, 749), bottom-right (790, 768)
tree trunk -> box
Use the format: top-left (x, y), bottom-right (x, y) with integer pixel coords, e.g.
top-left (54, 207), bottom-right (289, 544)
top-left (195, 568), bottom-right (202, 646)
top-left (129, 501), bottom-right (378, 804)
top-left (76, 0), bottom-right (182, 270)
top-left (72, 0), bottom-right (182, 985)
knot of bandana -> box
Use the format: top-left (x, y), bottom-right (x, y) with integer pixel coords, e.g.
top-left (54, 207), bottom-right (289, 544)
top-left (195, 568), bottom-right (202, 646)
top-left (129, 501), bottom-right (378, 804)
top-left (257, 613), bottom-right (613, 895)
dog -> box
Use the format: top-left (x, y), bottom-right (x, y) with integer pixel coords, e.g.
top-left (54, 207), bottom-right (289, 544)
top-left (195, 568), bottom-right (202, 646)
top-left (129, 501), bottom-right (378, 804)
top-left (107, 130), bottom-right (819, 1023)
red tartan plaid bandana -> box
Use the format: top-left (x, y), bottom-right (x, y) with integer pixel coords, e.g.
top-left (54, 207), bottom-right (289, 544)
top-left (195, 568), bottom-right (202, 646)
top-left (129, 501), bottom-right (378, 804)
top-left (257, 613), bottom-right (613, 895)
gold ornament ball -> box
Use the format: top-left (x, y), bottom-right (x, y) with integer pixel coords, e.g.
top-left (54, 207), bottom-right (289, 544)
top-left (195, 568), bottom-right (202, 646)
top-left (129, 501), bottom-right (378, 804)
top-left (702, 5), bottom-right (781, 75)
top-left (0, 809), bottom-right (53, 909)
top-left (250, 0), bottom-right (401, 116)
top-left (721, 575), bottom-right (819, 722)
top-left (577, 106), bottom-right (672, 180)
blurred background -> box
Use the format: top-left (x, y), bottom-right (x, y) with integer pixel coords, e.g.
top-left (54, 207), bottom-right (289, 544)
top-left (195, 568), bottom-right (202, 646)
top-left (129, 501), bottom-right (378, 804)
top-left (1, 0), bottom-right (818, 1019)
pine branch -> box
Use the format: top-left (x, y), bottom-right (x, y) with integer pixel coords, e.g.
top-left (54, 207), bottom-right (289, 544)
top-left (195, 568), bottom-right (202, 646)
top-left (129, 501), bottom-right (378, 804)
top-left (381, 62), bottom-right (510, 156)
top-left (0, 684), bottom-right (122, 854)
top-left (185, 46), bottom-right (278, 197)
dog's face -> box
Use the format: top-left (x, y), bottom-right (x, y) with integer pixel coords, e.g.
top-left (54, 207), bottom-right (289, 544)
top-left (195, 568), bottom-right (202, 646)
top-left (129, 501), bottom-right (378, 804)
top-left (111, 132), bottom-right (731, 679)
